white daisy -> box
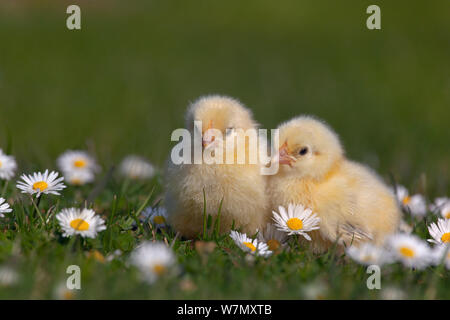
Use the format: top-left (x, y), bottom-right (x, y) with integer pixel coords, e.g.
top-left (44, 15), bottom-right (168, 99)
top-left (54, 282), bottom-right (77, 300)
top-left (106, 249), bottom-right (122, 262)
top-left (230, 230), bottom-right (272, 258)
top-left (130, 241), bottom-right (176, 284)
top-left (141, 206), bottom-right (168, 227)
top-left (57, 150), bottom-right (100, 174)
top-left (0, 198), bottom-right (12, 217)
top-left (16, 170), bottom-right (66, 197)
top-left (427, 218), bottom-right (450, 245)
top-left (387, 233), bottom-right (432, 269)
top-left (346, 243), bottom-right (393, 266)
top-left (394, 185), bottom-right (427, 217)
top-left (439, 202), bottom-right (450, 220)
top-left (397, 219), bottom-right (413, 234)
top-left (302, 281), bottom-right (328, 300)
top-left (257, 223), bottom-right (288, 252)
top-left (431, 244), bottom-right (450, 269)
top-left (272, 203), bottom-right (320, 240)
top-left (64, 169), bottom-right (95, 186)
top-left (394, 185), bottom-right (409, 203)
top-left (380, 286), bottom-right (407, 300)
top-left (56, 208), bottom-right (106, 238)
top-left (0, 149), bottom-right (17, 180)
top-left (406, 195), bottom-right (427, 217)
top-left (429, 197), bottom-right (449, 213)
top-left (119, 155), bottom-right (155, 180)
top-left (0, 266), bottom-right (19, 287)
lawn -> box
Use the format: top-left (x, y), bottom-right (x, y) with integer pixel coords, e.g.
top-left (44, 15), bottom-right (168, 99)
top-left (0, 0), bottom-right (449, 299)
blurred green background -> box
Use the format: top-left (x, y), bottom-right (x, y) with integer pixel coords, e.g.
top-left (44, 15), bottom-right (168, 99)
top-left (0, 0), bottom-right (449, 194)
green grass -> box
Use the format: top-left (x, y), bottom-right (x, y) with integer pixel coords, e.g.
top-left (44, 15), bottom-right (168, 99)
top-left (0, 0), bottom-right (449, 299)
top-left (0, 178), bottom-right (448, 299)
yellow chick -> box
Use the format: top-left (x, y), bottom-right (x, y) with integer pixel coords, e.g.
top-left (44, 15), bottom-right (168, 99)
top-left (164, 95), bottom-right (269, 239)
top-left (268, 116), bottom-right (401, 253)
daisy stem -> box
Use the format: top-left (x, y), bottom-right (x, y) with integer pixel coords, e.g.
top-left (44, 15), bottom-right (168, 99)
top-left (108, 195), bottom-right (118, 251)
top-left (1, 180), bottom-right (8, 198)
top-left (72, 235), bottom-right (83, 253)
top-left (425, 245), bottom-right (449, 299)
top-left (120, 178), bottom-right (130, 198)
top-left (170, 232), bottom-right (180, 249)
top-left (133, 187), bottom-right (154, 236)
top-left (295, 234), bottom-right (301, 248)
top-left (31, 195), bottom-right (46, 226)
top-left (213, 197), bottom-right (224, 239)
top-left (202, 188), bottom-right (207, 240)
top-left (80, 236), bottom-right (85, 251)
top-left (66, 233), bottom-right (78, 253)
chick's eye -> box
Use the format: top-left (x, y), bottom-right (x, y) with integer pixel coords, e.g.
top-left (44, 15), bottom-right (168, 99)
top-left (299, 147), bottom-right (308, 156)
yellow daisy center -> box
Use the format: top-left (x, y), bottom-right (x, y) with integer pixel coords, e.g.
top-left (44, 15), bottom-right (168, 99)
top-left (90, 250), bottom-right (105, 263)
top-left (287, 218), bottom-right (303, 230)
top-left (267, 239), bottom-right (280, 251)
top-left (63, 290), bottom-right (75, 300)
top-left (402, 196), bottom-right (411, 205)
top-left (33, 181), bottom-right (48, 191)
top-left (153, 215), bottom-right (166, 224)
top-left (70, 218), bottom-right (90, 231)
top-left (445, 212), bottom-right (450, 219)
top-left (399, 246), bottom-right (415, 258)
top-left (0, 160), bottom-right (2, 168)
top-left (243, 241), bottom-right (256, 252)
top-left (71, 179), bottom-right (82, 185)
top-left (152, 264), bottom-right (167, 275)
top-left (441, 233), bottom-right (450, 243)
top-left (361, 255), bottom-right (374, 263)
top-left (73, 159), bottom-right (86, 168)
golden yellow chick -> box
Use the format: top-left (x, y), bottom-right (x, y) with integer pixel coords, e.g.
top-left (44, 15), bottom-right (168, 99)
top-left (164, 95), bottom-right (269, 239)
top-left (268, 116), bottom-right (401, 252)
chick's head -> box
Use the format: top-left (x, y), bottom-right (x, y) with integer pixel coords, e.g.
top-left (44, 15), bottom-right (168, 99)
top-left (186, 95), bottom-right (258, 150)
top-left (277, 116), bottom-right (344, 180)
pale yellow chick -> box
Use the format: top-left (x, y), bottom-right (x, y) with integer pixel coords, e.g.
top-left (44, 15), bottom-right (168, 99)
top-left (165, 95), bottom-right (269, 239)
top-left (268, 116), bottom-right (401, 252)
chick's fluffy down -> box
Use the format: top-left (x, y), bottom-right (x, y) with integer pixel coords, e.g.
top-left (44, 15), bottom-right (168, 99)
top-left (268, 116), bottom-right (401, 252)
top-left (164, 95), bottom-right (270, 239)
top-left (165, 162), bottom-right (268, 238)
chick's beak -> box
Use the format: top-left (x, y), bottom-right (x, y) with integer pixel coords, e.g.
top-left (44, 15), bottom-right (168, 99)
top-left (278, 141), bottom-right (295, 167)
top-left (202, 120), bottom-right (215, 148)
